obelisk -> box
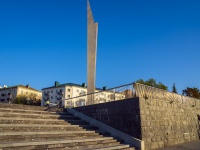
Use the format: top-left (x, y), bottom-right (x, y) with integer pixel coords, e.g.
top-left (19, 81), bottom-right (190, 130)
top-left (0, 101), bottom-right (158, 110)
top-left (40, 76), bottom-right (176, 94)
top-left (87, 0), bottom-right (98, 105)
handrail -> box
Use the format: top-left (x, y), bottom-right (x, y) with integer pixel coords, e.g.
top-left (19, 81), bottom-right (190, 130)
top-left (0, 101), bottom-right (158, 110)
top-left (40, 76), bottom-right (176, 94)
top-left (64, 82), bottom-right (134, 101)
top-left (63, 82), bottom-right (199, 108)
top-left (64, 82), bottom-right (135, 108)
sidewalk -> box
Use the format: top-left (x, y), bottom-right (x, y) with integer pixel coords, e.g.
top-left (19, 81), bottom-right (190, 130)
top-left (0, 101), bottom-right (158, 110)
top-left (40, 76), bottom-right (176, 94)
top-left (157, 140), bottom-right (200, 150)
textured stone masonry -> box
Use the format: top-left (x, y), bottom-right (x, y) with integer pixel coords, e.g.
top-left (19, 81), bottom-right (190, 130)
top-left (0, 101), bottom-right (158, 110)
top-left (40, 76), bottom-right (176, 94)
top-left (74, 97), bottom-right (200, 150)
top-left (139, 97), bottom-right (200, 150)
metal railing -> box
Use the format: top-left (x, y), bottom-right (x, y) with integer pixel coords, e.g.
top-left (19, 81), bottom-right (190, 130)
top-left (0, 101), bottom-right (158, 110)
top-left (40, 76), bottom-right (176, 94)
top-left (64, 82), bottom-right (135, 108)
top-left (64, 82), bottom-right (199, 108)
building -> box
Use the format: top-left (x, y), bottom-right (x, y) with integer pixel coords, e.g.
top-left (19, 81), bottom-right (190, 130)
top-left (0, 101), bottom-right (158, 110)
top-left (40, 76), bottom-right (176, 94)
top-left (41, 81), bottom-right (125, 108)
top-left (0, 84), bottom-right (42, 103)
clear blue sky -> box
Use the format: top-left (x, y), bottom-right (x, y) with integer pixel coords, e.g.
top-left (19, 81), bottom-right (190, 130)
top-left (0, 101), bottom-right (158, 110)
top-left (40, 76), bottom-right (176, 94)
top-left (0, 0), bottom-right (200, 94)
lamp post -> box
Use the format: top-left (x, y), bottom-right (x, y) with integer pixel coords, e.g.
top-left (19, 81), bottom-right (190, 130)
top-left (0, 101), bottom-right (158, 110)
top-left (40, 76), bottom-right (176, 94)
top-left (9, 83), bottom-right (13, 104)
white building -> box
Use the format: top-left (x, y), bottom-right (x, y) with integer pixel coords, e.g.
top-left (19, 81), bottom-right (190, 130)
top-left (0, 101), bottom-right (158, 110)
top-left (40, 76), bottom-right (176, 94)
top-left (41, 82), bottom-right (125, 108)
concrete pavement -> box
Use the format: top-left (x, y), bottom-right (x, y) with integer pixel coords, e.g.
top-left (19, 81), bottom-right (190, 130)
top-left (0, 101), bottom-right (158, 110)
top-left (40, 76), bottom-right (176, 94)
top-left (157, 140), bottom-right (200, 150)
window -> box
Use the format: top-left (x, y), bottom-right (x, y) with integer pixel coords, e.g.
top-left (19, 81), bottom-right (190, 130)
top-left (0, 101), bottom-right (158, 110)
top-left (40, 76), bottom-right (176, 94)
top-left (67, 95), bottom-right (70, 98)
top-left (51, 96), bottom-right (53, 99)
top-left (26, 91), bottom-right (28, 94)
top-left (51, 90), bottom-right (53, 93)
top-left (76, 89), bottom-right (79, 92)
top-left (68, 89), bottom-right (70, 92)
top-left (21, 90), bottom-right (23, 95)
top-left (81, 90), bottom-right (85, 94)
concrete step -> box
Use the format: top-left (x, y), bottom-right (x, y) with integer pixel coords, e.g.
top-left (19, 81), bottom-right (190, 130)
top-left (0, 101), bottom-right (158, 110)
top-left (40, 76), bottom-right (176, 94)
top-left (0, 104), bottom-right (47, 111)
top-left (0, 112), bottom-right (78, 120)
top-left (0, 137), bottom-right (116, 149)
top-left (0, 117), bottom-right (71, 125)
top-left (120, 147), bottom-right (136, 150)
top-left (85, 144), bottom-right (134, 150)
top-left (96, 130), bottom-right (111, 136)
top-left (0, 104), bottom-right (134, 150)
top-left (79, 125), bottom-right (99, 130)
top-left (0, 108), bottom-right (69, 115)
top-left (0, 124), bottom-right (86, 132)
top-left (0, 131), bottom-right (103, 143)
top-left (39, 143), bottom-right (127, 150)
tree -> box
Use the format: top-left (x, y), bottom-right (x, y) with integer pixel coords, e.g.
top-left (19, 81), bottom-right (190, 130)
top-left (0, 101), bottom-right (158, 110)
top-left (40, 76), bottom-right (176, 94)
top-left (136, 78), bottom-right (168, 90)
top-left (182, 87), bottom-right (200, 99)
top-left (172, 83), bottom-right (177, 93)
top-left (12, 95), bottom-right (27, 104)
top-left (12, 94), bottom-right (41, 106)
top-left (156, 82), bottom-right (168, 90)
top-left (145, 78), bottom-right (157, 87)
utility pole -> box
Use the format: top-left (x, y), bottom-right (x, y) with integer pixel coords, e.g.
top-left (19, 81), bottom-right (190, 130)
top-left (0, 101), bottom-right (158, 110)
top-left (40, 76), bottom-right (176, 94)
top-left (9, 83), bottom-right (13, 104)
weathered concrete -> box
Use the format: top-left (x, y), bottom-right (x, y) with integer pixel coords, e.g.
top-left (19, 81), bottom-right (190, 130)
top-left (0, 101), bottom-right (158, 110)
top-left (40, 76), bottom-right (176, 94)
top-left (0, 103), bottom-right (135, 149)
top-left (87, 0), bottom-right (98, 104)
top-left (156, 140), bottom-right (200, 150)
top-left (0, 137), bottom-right (114, 148)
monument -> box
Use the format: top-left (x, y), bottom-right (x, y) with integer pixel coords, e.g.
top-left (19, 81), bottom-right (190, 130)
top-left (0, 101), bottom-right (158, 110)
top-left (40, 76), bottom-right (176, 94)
top-left (87, 0), bottom-right (98, 104)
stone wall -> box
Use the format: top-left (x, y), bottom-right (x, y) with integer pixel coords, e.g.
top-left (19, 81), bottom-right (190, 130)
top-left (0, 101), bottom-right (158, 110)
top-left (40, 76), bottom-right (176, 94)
top-left (140, 97), bottom-right (200, 150)
top-left (74, 97), bottom-right (200, 150)
top-left (74, 98), bottom-right (141, 139)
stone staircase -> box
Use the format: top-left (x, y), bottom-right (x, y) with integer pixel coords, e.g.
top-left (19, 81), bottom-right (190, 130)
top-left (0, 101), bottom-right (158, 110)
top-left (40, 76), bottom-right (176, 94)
top-left (0, 104), bottom-right (135, 150)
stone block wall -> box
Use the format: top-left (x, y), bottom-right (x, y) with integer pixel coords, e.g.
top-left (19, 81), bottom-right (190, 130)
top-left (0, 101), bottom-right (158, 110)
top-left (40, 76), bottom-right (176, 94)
top-left (74, 98), bottom-right (141, 139)
top-left (74, 97), bottom-right (200, 150)
top-left (140, 97), bottom-right (200, 150)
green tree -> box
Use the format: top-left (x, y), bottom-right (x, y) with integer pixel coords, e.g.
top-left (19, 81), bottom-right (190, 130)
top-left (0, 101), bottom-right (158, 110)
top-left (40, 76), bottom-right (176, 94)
top-left (12, 95), bottom-right (27, 104)
top-left (156, 82), bottom-right (168, 90)
top-left (12, 94), bottom-right (41, 106)
top-left (172, 83), bottom-right (177, 93)
top-left (182, 87), bottom-right (200, 99)
top-left (136, 78), bottom-right (168, 90)
top-left (145, 78), bottom-right (157, 87)
top-left (136, 79), bottom-right (145, 84)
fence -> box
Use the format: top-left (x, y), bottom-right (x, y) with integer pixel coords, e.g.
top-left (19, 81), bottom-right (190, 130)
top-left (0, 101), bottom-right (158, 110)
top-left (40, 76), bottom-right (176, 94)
top-left (64, 83), bottom-right (135, 108)
top-left (64, 82), bottom-right (199, 108)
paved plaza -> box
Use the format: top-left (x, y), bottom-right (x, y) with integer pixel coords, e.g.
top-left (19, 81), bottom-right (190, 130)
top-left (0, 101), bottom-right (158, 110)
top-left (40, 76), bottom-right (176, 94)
top-left (157, 140), bottom-right (200, 150)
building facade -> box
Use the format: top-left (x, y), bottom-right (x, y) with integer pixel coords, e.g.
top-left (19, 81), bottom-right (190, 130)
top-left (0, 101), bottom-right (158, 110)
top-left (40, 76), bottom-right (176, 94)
top-left (41, 81), bottom-right (125, 108)
top-left (0, 84), bottom-right (42, 103)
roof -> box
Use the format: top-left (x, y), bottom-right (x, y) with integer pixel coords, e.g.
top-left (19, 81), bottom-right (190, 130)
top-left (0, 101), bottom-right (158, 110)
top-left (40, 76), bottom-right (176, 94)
top-left (0, 85), bottom-right (41, 93)
top-left (41, 83), bottom-right (103, 91)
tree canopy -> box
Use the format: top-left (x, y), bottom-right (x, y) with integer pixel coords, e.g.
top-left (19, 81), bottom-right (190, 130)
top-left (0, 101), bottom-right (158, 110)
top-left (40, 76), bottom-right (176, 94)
top-left (136, 78), bottom-right (168, 90)
top-left (12, 94), bottom-right (41, 106)
top-left (182, 87), bottom-right (200, 99)
top-left (172, 83), bottom-right (177, 93)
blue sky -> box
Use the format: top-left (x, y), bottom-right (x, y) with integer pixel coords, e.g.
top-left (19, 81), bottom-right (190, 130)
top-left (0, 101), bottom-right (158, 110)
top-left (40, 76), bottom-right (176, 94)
top-left (0, 0), bottom-right (200, 94)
